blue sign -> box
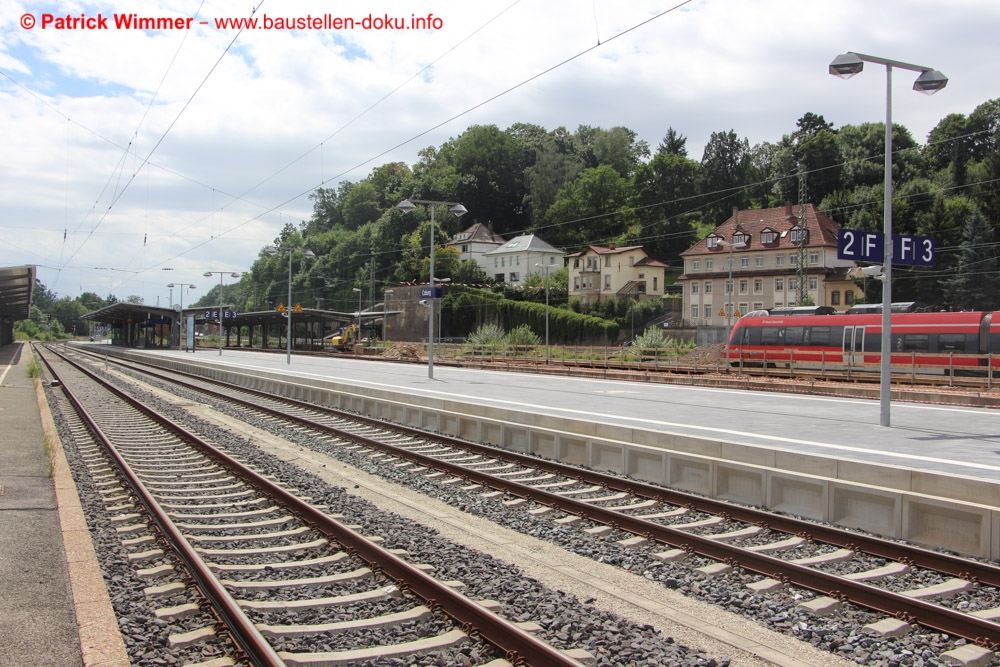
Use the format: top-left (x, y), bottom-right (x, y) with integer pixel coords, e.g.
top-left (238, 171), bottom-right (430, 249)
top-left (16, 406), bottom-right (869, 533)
top-left (420, 286), bottom-right (444, 298)
top-left (204, 310), bottom-right (238, 320)
top-left (837, 229), bottom-right (934, 267)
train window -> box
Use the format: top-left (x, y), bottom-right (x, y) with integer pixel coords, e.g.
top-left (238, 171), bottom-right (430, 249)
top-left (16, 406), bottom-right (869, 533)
top-left (938, 333), bottom-right (968, 352)
top-left (760, 327), bottom-right (783, 345)
top-left (811, 327), bottom-right (831, 346)
top-left (902, 334), bottom-right (929, 352)
top-left (784, 327), bottom-right (805, 345)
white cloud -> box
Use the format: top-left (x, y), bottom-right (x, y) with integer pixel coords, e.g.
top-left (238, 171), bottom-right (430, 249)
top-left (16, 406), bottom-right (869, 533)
top-left (1, 0), bottom-right (998, 304)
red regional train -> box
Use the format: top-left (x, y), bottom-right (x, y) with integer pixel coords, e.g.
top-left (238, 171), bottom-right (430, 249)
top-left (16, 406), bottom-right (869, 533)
top-left (727, 305), bottom-right (1000, 374)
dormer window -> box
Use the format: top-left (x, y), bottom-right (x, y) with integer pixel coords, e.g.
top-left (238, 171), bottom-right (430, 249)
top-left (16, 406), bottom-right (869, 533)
top-left (733, 232), bottom-right (750, 246)
top-left (706, 235), bottom-right (721, 249)
top-left (790, 227), bottom-right (808, 244)
top-left (760, 229), bottom-right (778, 244)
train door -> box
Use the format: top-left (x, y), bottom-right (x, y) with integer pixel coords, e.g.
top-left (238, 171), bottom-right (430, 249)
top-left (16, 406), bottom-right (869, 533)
top-left (842, 326), bottom-right (865, 365)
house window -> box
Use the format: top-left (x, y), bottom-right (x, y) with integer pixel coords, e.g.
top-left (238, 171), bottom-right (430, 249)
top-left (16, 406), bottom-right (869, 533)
top-left (790, 228), bottom-right (808, 244)
top-left (809, 251), bottom-right (819, 265)
top-left (509, 272), bottom-right (519, 282)
top-left (692, 305), bottom-right (699, 319)
top-left (789, 277), bottom-right (798, 291)
top-left (761, 229), bottom-right (777, 244)
top-left (604, 275), bottom-right (611, 290)
top-left (741, 256), bottom-right (749, 268)
top-left (755, 255), bottom-right (763, 267)
top-left (705, 259), bottom-right (713, 270)
top-left (705, 282), bottom-right (712, 294)
top-left (726, 258), bottom-right (734, 270)
top-left (845, 291), bottom-right (855, 305)
top-left (739, 302), bottom-right (749, 316)
top-left (753, 302), bottom-right (764, 311)
top-left (775, 278), bottom-right (784, 291)
top-left (707, 236), bottom-right (722, 249)
top-left (629, 256), bottom-right (635, 266)
top-left (495, 273), bottom-right (505, 282)
top-left (605, 256), bottom-right (611, 267)
top-left (733, 232), bottom-right (749, 245)
top-left (776, 255), bottom-right (784, 267)
top-left (753, 278), bottom-right (763, 293)
top-left (739, 279), bottom-right (749, 294)
top-left (574, 277), bottom-right (580, 290)
top-left (774, 301), bottom-right (783, 308)
top-left (725, 280), bottom-right (733, 294)
top-left (461, 244), bottom-right (469, 253)
top-left (831, 291), bottom-right (841, 305)
top-left (790, 254), bottom-right (798, 266)
top-left (809, 276), bottom-right (818, 290)
top-left (653, 277), bottom-right (658, 291)
top-left (501, 257), bottom-right (505, 267)
top-left (494, 258), bottom-right (498, 267)
top-left (693, 260), bottom-right (700, 271)
top-left (516, 256), bottom-right (520, 265)
top-left (692, 282), bottom-right (699, 294)
top-left (574, 259), bottom-right (580, 268)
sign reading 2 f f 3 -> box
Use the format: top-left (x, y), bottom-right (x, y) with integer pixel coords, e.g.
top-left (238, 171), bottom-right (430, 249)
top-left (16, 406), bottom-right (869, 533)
top-left (837, 229), bottom-right (935, 267)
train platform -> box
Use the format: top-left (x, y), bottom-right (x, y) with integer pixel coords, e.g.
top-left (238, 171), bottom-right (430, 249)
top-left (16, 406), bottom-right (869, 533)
top-left (0, 342), bottom-right (127, 667)
top-left (112, 345), bottom-right (1000, 561)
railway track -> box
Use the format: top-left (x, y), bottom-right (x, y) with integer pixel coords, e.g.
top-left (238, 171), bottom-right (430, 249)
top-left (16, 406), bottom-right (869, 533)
top-left (36, 344), bottom-right (597, 667)
top-left (58, 344), bottom-right (1000, 664)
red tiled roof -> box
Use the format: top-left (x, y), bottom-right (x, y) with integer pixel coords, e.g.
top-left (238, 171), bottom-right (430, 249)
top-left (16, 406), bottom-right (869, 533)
top-left (680, 203), bottom-right (841, 256)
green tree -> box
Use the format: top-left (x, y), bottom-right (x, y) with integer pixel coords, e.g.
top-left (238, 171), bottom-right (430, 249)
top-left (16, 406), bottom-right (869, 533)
top-left (944, 208), bottom-right (999, 310)
top-left (544, 165), bottom-right (635, 248)
top-left (656, 127), bottom-right (688, 156)
top-left (700, 129), bottom-right (752, 222)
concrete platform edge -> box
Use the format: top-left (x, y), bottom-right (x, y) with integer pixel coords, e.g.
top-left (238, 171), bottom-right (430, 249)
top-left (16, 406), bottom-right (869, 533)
top-left (34, 347), bottom-right (131, 667)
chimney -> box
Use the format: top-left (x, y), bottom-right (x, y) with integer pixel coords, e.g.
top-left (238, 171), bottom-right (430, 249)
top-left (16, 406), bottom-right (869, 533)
top-left (732, 206), bottom-right (738, 226)
top-left (608, 242), bottom-right (616, 250)
top-left (785, 201), bottom-right (794, 218)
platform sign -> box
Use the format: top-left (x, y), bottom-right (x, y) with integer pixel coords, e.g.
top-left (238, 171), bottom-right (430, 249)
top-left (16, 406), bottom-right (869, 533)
top-left (837, 229), bottom-right (935, 267)
top-left (420, 286), bottom-right (444, 298)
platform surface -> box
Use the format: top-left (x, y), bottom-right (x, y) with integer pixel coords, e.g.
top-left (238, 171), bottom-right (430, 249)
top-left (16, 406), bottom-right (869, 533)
top-left (132, 346), bottom-right (1000, 484)
top-left (0, 342), bottom-right (83, 667)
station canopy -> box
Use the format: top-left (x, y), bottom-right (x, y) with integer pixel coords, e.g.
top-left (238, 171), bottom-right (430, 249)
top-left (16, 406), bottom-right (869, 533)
top-left (0, 265), bottom-right (36, 321)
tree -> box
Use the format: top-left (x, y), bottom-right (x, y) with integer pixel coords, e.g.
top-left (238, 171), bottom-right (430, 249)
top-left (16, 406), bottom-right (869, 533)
top-left (576, 125), bottom-right (649, 178)
top-left (544, 166), bottom-right (635, 248)
top-left (341, 181), bottom-right (382, 230)
top-left (944, 208), bottom-right (999, 310)
top-left (700, 130), bottom-right (752, 222)
top-left (656, 127), bottom-right (687, 157)
top-left (449, 124), bottom-right (526, 234)
top-left (524, 140), bottom-right (582, 228)
top-left (631, 152), bottom-right (701, 260)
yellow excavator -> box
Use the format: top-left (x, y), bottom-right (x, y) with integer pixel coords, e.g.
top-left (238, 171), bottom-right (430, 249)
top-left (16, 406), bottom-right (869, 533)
top-left (327, 323), bottom-right (360, 351)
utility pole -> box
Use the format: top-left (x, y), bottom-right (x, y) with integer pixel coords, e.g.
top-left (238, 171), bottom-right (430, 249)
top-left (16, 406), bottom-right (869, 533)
top-left (796, 162), bottom-right (809, 305)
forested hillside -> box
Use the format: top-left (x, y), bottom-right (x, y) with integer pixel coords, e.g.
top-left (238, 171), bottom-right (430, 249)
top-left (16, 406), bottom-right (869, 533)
top-left (23, 98), bottom-right (1000, 339)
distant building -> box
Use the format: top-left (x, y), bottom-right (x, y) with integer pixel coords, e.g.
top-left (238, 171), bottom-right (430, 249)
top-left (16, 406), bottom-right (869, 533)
top-left (446, 222), bottom-right (507, 277)
top-left (678, 203), bottom-right (860, 326)
top-left (483, 234), bottom-right (564, 286)
top-left (566, 244), bottom-right (669, 308)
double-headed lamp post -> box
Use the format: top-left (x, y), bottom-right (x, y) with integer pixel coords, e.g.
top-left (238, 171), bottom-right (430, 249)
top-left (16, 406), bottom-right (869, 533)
top-left (534, 263), bottom-right (553, 363)
top-left (166, 282), bottom-right (196, 352)
top-left (266, 245), bottom-right (315, 365)
top-left (716, 239), bottom-right (746, 371)
top-left (396, 199), bottom-right (468, 379)
top-left (203, 271), bottom-right (241, 356)
top-left (830, 52), bottom-right (947, 428)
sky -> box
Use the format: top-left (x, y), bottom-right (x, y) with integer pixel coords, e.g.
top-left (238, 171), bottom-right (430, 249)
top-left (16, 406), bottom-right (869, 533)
top-left (1, 0), bottom-right (998, 309)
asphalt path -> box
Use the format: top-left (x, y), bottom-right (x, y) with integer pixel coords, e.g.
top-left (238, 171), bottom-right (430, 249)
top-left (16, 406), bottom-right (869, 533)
top-left (139, 348), bottom-right (1000, 484)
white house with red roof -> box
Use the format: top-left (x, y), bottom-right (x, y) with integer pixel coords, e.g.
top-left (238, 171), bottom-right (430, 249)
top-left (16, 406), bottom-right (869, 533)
top-left (483, 233), bottom-right (565, 286)
top-left (679, 203), bottom-right (860, 326)
top-left (446, 222), bottom-right (507, 277)
top-left (566, 243), bottom-right (669, 307)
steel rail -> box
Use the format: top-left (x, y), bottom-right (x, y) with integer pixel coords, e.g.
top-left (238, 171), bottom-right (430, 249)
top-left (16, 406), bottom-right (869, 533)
top-left (43, 344), bottom-right (585, 667)
top-left (35, 345), bottom-right (283, 667)
top-left (86, 347), bottom-right (1000, 589)
top-left (75, 349), bottom-right (1000, 646)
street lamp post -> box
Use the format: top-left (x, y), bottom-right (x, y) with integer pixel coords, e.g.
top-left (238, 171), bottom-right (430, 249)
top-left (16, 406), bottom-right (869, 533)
top-left (716, 240), bottom-right (746, 371)
top-left (534, 263), bottom-right (553, 363)
top-left (267, 246), bottom-right (316, 365)
top-left (396, 199), bottom-right (467, 379)
top-left (830, 52), bottom-right (947, 427)
top-left (166, 282), bottom-right (196, 352)
top-left (203, 271), bottom-right (241, 356)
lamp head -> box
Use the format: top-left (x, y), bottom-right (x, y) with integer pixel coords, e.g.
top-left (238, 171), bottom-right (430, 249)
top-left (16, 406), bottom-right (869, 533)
top-left (230, 272), bottom-right (241, 278)
top-left (203, 271), bottom-right (213, 278)
top-left (397, 199), bottom-right (417, 213)
top-left (913, 69), bottom-right (948, 95)
top-left (167, 283), bottom-right (175, 288)
top-left (829, 52), bottom-right (864, 79)
top-left (303, 249), bottom-right (315, 259)
top-left (266, 246), bottom-right (279, 256)
top-left (449, 204), bottom-right (468, 218)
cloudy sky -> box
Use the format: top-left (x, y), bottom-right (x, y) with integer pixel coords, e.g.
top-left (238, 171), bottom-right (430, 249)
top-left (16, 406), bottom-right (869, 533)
top-left (1, 0), bottom-right (998, 307)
